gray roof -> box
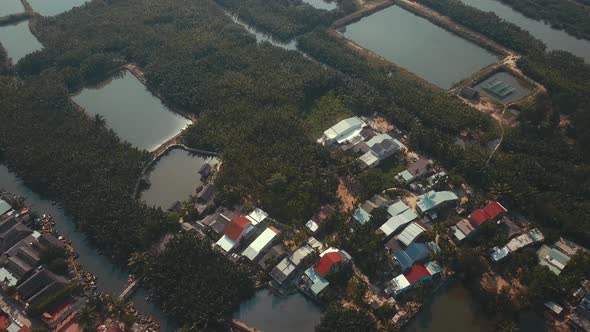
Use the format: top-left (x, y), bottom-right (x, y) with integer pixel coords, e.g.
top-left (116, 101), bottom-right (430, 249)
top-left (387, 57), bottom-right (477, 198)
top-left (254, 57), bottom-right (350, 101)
top-left (0, 200), bottom-right (11, 216)
top-left (196, 183), bottom-right (216, 203)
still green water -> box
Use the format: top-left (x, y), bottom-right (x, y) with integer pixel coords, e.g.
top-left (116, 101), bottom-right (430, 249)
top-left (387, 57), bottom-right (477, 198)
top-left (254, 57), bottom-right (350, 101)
top-left (0, 0), bottom-right (24, 16)
top-left (72, 71), bottom-right (192, 152)
top-left (342, 5), bottom-right (498, 89)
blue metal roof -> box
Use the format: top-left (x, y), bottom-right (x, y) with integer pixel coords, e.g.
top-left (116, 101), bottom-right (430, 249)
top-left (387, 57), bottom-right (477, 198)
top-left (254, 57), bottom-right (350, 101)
top-left (394, 243), bottom-right (430, 271)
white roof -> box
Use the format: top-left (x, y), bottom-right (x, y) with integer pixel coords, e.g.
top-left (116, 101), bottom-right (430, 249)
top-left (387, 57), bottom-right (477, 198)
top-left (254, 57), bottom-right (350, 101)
top-left (366, 133), bottom-right (394, 147)
top-left (323, 117), bottom-right (366, 144)
top-left (392, 274), bottom-right (410, 292)
top-left (506, 228), bottom-right (544, 252)
top-left (359, 151), bottom-right (380, 167)
top-left (0, 267), bottom-right (18, 287)
top-left (246, 208), bottom-right (268, 225)
top-left (452, 226), bottom-right (467, 241)
top-left (397, 222), bottom-right (426, 247)
top-left (242, 227), bottom-right (280, 261)
top-left (215, 235), bottom-right (236, 253)
top-left (399, 170), bottom-right (415, 183)
top-left (307, 237), bottom-right (324, 252)
top-left (305, 267), bottom-right (330, 295)
top-left (272, 257), bottom-right (296, 282)
top-left (305, 220), bottom-right (319, 233)
top-left (290, 245), bottom-right (314, 266)
top-left (380, 209), bottom-right (418, 236)
top-left (388, 201), bottom-right (410, 217)
top-left (0, 199), bottom-right (11, 216)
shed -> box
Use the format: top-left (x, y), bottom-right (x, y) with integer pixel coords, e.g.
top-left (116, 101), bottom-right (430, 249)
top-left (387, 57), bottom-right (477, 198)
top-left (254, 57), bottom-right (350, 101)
top-left (198, 163), bottom-right (213, 177)
top-left (380, 209), bottom-right (418, 237)
top-left (0, 200), bottom-right (11, 216)
top-left (396, 222), bottom-right (426, 247)
top-left (242, 227), bottom-right (280, 261)
top-left (394, 243), bottom-right (430, 271)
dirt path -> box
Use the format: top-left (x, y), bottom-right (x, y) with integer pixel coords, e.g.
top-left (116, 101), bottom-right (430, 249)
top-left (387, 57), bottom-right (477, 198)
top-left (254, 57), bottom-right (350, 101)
top-left (337, 178), bottom-right (357, 212)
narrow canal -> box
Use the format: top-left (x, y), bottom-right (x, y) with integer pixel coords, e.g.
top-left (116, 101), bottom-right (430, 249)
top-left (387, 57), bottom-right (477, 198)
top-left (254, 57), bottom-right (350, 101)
top-left (0, 165), bottom-right (176, 331)
top-left (459, 0), bottom-right (590, 62)
top-left (0, 20), bottom-right (43, 63)
top-left (341, 5), bottom-right (498, 89)
top-left (140, 148), bottom-right (218, 209)
top-left (72, 71), bottom-right (192, 152)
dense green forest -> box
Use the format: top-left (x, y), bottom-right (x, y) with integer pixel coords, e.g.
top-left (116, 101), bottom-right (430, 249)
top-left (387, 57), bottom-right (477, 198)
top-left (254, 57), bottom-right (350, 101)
top-left (0, 76), bottom-right (165, 260)
top-left (142, 235), bottom-right (254, 330)
top-left (297, 30), bottom-right (590, 246)
top-left (496, 0), bottom-right (590, 41)
top-left (183, 105), bottom-right (338, 223)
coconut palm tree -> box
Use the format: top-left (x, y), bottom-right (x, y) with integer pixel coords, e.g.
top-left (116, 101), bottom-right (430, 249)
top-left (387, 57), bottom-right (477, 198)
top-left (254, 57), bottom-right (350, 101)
top-left (127, 251), bottom-right (153, 277)
top-left (76, 306), bottom-right (98, 331)
top-left (108, 297), bottom-right (128, 321)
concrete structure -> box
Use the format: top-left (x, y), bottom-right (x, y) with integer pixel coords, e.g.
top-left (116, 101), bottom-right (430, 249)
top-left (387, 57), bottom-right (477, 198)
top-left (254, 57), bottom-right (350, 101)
top-left (215, 215), bottom-right (253, 253)
top-left (270, 244), bottom-right (315, 284)
top-left (359, 134), bottom-right (405, 168)
top-left (537, 244), bottom-right (572, 275)
top-left (302, 248), bottom-right (351, 295)
top-left (397, 158), bottom-right (432, 183)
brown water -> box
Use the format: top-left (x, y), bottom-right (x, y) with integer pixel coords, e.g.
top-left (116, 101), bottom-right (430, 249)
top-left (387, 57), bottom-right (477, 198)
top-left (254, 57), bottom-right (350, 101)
top-left (234, 290), bottom-right (323, 332)
top-left (140, 148), bottom-right (218, 209)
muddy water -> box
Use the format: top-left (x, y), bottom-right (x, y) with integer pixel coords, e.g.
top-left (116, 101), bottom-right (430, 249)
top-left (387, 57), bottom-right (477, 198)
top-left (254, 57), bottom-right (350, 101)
top-left (0, 0), bottom-right (24, 16)
top-left (342, 5), bottom-right (498, 89)
top-left (140, 148), bottom-right (218, 209)
top-left (72, 71), bottom-right (192, 152)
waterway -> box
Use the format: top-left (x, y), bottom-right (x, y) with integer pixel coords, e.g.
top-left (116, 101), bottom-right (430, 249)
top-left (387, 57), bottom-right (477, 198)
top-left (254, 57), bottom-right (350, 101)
top-left (302, 0), bottom-right (338, 11)
top-left (72, 71), bottom-right (192, 152)
top-left (234, 290), bottom-right (323, 332)
top-left (459, 0), bottom-right (590, 62)
top-left (140, 148), bottom-right (218, 209)
top-left (27, 0), bottom-right (89, 17)
top-left (0, 0), bottom-right (24, 16)
top-left (341, 5), bottom-right (498, 89)
top-left (0, 165), bottom-right (175, 332)
top-left (0, 20), bottom-right (43, 63)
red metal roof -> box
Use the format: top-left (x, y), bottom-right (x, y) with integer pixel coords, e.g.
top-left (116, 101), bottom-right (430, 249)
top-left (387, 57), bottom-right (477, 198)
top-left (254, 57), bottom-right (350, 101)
top-left (469, 209), bottom-right (490, 226)
top-left (224, 215), bottom-right (251, 241)
top-left (314, 252), bottom-right (344, 277)
top-left (483, 201), bottom-right (507, 219)
top-left (403, 264), bottom-right (431, 284)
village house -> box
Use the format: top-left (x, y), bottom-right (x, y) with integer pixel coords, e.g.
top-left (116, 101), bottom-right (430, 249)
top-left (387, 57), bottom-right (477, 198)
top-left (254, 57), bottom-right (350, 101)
top-left (397, 158), bottom-right (432, 184)
top-left (353, 194), bottom-right (392, 225)
top-left (242, 226), bottom-right (280, 261)
top-left (569, 294), bottom-right (590, 332)
top-left (198, 163), bottom-right (213, 178)
top-left (17, 268), bottom-right (68, 308)
top-left (379, 209), bottom-right (418, 238)
top-left (386, 261), bottom-right (442, 296)
top-left (358, 133), bottom-right (406, 168)
top-left (490, 228), bottom-right (544, 262)
top-left (195, 183), bottom-right (216, 213)
top-left (451, 201), bottom-right (507, 242)
top-left (270, 244), bottom-right (316, 285)
top-left (318, 117), bottom-right (367, 146)
top-left (305, 205), bottom-right (336, 233)
top-left (258, 244), bottom-right (287, 270)
top-left (396, 222), bottom-right (427, 247)
top-left (300, 248), bottom-right (351, 296)
top-left (537, 238), bottom-right (587, 275)
top-left (415, 190), bottom-right (458, 218)
top-left (393, 243), bottom-right (432, 271)
top-left (215, 215), bottom-right (254, 254)
top-left (0, 199), bottom-right (12, 217)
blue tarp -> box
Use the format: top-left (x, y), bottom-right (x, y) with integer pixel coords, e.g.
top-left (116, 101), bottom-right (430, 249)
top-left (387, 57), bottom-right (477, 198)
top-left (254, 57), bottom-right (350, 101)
top-left (394, 243), bottom-right (431, 271)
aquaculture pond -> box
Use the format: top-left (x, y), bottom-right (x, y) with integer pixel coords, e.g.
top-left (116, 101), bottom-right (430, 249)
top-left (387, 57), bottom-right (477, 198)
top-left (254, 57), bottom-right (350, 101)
top-left (234, 290), bottom-right (323, 332)
top-left (27, 0), bottom-right (89, 17)
top-left (302, 0), bottom-right (338, 11)
top-left (140, 148), bottom-right (218, 210)
top-left (0, 165), bottom-right (176, 331)
top-left (475, 71), bottom-right (532, 104)
top-left (341, 5), bottom-right (498, 89)
top-left (0, 0), bottom-right (24, 16)
top-left (72, 71), bottom-right (192, 152)
top-left (459, 0), bottom-right (590, 62)
top-left (0, 20), bottom-right (43, 63)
